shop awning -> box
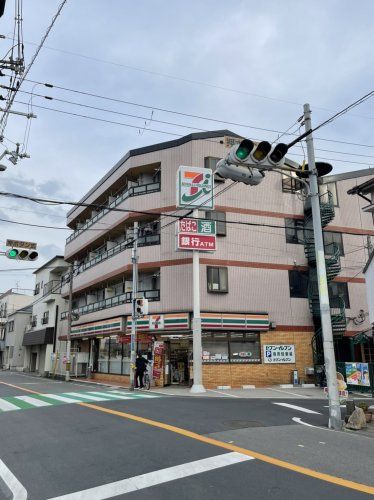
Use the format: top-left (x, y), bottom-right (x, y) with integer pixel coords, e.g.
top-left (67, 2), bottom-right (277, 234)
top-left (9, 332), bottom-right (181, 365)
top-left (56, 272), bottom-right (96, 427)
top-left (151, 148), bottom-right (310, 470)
top-left (23, 327), bottom-right (54, 346)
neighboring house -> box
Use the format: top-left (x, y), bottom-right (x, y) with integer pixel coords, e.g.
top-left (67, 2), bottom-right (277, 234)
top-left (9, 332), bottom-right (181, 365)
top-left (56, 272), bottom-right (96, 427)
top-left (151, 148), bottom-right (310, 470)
top-left (60, 130), bottom-right (373, 387)
top-left (0, 289), bottom-right (33, 368)
top-left (4, 305), bottom-right (32, 370)
top-left (22, 256), bottom-right (69, 375)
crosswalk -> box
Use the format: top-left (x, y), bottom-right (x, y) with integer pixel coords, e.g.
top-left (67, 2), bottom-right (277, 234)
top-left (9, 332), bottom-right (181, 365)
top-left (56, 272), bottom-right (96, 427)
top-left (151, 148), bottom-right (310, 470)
top-left (0, 390), bottom-right (160, 413)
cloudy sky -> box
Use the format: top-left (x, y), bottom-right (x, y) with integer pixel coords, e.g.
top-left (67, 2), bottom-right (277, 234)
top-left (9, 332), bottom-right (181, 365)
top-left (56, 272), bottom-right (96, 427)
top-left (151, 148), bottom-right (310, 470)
top-left (0, 0), bottom-right (374, 292)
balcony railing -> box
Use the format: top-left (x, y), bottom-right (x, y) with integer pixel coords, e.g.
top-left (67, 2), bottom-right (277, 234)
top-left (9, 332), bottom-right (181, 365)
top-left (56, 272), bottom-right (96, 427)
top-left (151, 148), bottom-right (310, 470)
top-left (66, 181), bottom-right (161, 244)
top-left (60, 289), bottom-right (160, 320)
top-left (75, 233), bottom-right (160, 276)
top-left (41, 317), bottom-right (49, 325)
top-left (43, 280), bottom-right (61, 296)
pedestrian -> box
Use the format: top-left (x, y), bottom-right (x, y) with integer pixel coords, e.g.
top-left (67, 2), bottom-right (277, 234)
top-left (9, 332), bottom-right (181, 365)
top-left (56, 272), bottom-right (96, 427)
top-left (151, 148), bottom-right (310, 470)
top-left (135, 353), bottom-right (148, 388)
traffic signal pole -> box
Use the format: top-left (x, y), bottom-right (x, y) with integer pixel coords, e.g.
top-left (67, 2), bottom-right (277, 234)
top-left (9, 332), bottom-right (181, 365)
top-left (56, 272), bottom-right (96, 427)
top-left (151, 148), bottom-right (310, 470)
top-left (303, 103), bottom-right (342, 430)
top-left (190, 209), bottom-right (206, 394)
top-left (129, 221), bottom-right (139, 391)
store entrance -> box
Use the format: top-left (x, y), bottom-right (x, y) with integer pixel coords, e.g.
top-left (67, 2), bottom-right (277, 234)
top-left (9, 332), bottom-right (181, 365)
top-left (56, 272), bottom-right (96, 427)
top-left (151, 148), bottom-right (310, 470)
top-left (168, 339), bottom-right (191, 385)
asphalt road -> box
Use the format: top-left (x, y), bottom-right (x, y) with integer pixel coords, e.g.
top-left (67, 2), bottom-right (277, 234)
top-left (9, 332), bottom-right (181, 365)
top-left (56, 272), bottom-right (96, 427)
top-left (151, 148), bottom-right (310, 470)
top-left (0, 371), bottom-right (372, 499)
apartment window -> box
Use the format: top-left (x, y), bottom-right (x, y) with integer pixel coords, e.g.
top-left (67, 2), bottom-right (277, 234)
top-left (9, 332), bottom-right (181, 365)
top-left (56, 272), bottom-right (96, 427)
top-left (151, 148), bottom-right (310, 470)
top-left (207, 267), bottom-right (228, 293)
top-left (282, 172), bottom-right (302, 193)
top-left (42, 311), bottom-right (49, 325)
top-left (9, 347), bottom-right (14, 359)
top-left (329, 282), bottom-right (350, 309)
top-left (34, 283), bottom-right (40, 295)
top-left (323, 231), bottom-right (344, 256)
top-left (320, 182), bottom-right (339, 207)
top-left (289, 270), bottom-right (309, 298)
top-left (205, 211), bottom-right (226, 236)
top-left (31, 315), bottom-right (37, 327)
top-left (7, 321), bottom-right (14, 332)
top-left (204, 157), bottom-right (225, 182)
top-left (285, 218), bottom-right (304, 244)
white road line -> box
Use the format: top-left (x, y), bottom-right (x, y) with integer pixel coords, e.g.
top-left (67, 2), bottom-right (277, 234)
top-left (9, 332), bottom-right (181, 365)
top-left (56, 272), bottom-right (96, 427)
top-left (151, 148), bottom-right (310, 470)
top-left (48, 452), bottom-right (253, 500)
top-left (292, 417), bottom-right (332, 431)
top-left (64, 392), bottom-right (112, 402)
top-left (86, 392), bottom-right (131, 400)
top-left (207, 389), bottom-right (241, 398)
top-left (15, 395), bottom-right (51, 407)
top-left (109, 390), bottom-right (158, 398)
top-left (273, 402), bottom-right (322, 414)
top-left (42, 394), bottom-right (81, 404)
top-left (0, 458), bottom-right (27, 499)
top-left (266, 388), bottom-right (311, 399)
top-left (0, 399), bottom-right (21, 412)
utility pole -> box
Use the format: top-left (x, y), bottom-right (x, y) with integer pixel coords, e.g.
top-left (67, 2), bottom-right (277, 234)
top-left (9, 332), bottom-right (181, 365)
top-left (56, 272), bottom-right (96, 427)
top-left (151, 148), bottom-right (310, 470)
top-left (65, 264), bottom-right (73, 382)
top-left (129, 222), bottom-right (139, 391)
top-left (190, 209), bottom-right (206, 393)
top-left (304, 103), bottom-right (342, 430)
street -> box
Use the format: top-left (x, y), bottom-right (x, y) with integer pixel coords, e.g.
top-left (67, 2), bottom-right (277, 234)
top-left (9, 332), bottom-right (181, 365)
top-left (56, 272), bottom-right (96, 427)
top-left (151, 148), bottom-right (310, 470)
top-left (0, 372), bottom-right (372, 499)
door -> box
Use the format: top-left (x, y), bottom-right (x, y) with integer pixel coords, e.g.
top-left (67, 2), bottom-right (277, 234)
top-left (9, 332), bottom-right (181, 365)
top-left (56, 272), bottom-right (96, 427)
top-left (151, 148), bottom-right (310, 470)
top-left (30, 353), bottom-right (37, 372)
top-left (92, 339), bottom-right (100, 372)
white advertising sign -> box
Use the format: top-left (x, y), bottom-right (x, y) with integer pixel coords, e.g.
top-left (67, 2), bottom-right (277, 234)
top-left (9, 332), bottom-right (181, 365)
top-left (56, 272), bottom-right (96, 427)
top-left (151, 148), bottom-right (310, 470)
top-left (263, 344), bottom-right (295, 364)
top-left (176, 166), bottom-right (214, 209)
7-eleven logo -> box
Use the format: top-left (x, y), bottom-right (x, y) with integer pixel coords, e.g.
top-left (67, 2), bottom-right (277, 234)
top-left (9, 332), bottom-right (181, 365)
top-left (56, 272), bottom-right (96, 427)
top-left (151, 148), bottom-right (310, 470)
top-left (150, 314), bottom-right (164, 330)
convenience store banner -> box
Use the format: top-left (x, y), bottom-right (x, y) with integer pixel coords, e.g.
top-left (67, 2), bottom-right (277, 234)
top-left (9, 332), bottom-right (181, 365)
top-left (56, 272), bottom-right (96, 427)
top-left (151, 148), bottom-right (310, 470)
top-left (201, 313), bottom-right (269, 331)
top-left (127, 313), bottom-right (190, 332)
top-left (69, 317), bottom-right (125, 339)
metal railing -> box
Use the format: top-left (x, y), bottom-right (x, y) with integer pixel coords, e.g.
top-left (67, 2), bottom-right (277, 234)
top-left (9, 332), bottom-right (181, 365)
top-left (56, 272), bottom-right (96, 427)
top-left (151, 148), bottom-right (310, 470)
top-left (75, 233), bottom-right (160, 276)
top-left (60, 289), bottom-right (160, 319)
top-left (66, 181), bottom-right (161, 244)
top-left (43, 280), bottom-right (61, 296)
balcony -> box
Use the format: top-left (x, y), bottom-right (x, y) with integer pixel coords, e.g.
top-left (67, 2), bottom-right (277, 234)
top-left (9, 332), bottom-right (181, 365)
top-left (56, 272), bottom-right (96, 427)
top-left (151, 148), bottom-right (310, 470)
top-left (76, 233), bottom-right (160, 276)
top-left (43, 280), bottom-right (61, 296)
top-left (66, 181), bottom-right (161, 244)
top-left (60, 289), bottom-right (160, 320)
top-left (41, 317), bottom-right (49, 325)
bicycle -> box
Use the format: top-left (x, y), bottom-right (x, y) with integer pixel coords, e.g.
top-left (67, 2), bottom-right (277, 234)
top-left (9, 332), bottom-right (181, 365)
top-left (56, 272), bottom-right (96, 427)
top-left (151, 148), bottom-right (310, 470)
top-left (143, 370), bottom-right (151, 390)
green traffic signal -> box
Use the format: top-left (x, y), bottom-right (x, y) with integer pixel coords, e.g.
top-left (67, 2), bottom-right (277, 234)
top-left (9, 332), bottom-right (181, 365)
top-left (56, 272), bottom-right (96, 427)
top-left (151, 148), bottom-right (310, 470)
top-left (7, 248), bottom-right (18, 258)
top-left (235, 139), bottom-right (254, 161)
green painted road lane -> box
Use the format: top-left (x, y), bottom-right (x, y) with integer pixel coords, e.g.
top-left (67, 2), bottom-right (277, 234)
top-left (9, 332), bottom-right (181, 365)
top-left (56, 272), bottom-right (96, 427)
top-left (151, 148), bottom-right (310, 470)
top-left (0, 390), bottom-right (161, 413)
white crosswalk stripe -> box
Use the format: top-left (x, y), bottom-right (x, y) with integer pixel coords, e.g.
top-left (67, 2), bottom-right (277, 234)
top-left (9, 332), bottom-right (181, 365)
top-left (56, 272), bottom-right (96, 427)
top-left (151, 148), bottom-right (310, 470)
top-left (42, 394), bottom-right (82, 404)
top-left (0, 399), bottom-right (21, 412)
top-left (15, 395), bottom-right (51, 407)
top-left (64, 392), bottom-right (114, 402)
top-left (109, 390), bottom-right (158, 398)
top-left (86, 391), bottom-right (132, 400)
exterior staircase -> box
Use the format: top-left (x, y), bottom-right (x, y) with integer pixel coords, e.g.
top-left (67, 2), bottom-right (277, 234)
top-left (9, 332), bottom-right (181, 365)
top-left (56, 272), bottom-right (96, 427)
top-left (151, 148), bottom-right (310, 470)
top-left (303, 191), bottom-right (347, 366)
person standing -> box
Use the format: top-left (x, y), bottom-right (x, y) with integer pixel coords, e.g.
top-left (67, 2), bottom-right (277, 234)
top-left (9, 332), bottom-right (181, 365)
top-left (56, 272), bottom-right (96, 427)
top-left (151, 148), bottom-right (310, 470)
top-left (135, 353), bottom-right (148, 388)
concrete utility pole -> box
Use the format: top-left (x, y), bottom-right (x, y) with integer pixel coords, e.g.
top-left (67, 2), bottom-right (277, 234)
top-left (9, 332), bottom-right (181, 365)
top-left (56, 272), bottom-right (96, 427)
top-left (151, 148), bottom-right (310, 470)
top-left (65, 264), bottom-right (73, 382)
top-left (303, 103), bottom-right (342, 430)
top-left (190, 209), bottom-right (206, 393)
top-left (129, 222), bottom-right (139, 391)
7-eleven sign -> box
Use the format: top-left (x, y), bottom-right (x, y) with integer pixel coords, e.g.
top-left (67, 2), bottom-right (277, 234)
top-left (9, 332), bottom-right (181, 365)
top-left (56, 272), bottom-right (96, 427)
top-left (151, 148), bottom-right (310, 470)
top-left (149, 315), bottom-right (164, 330)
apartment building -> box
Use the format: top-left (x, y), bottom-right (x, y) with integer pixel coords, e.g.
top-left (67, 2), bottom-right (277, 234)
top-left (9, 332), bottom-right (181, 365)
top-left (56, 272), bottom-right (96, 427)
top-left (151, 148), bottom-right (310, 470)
top-left (60, 130), bottom-right (373, 388)
top-left (0, 289), bottom-right (33, 367)
top-left (23, 256), bottom-right (69, 375)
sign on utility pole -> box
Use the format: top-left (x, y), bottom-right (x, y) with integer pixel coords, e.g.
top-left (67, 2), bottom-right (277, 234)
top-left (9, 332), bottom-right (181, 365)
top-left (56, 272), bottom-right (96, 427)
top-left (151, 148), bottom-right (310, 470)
top-left (176, 166), bottom-right (215, 394)
top-left (176, 219), bottom-right (216, 251)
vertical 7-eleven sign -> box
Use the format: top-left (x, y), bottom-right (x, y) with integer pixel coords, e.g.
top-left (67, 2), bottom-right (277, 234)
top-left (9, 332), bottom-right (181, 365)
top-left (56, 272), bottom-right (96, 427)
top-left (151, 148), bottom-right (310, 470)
top-left (176, 166), bottom-right (214, 210)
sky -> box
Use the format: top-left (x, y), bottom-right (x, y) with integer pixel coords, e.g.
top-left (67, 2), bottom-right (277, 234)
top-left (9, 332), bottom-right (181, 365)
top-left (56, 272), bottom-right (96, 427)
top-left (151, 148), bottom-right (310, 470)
top-left (0, 0), bottom-right (374, 293)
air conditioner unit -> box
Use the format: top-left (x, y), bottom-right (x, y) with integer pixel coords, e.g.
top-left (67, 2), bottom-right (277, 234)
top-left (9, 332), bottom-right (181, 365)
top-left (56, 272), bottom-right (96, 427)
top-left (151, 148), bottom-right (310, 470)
top-left (126, 228), bottom-right (135, 240)
top-left (128, 180), bottom-right (138, 188)
top-left (88, 252), bottom-right (97, 260)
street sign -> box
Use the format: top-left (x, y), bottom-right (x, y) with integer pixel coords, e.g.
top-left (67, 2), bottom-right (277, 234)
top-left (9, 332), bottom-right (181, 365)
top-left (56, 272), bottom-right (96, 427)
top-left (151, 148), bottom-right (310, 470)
top-left (263, 345), bottom-right (295, 364)
top-left (176, 166), bottom-right (214, 209)
top-left (6, 239), bottom-right (37, 249)
top-left (176, 218), bottom-right (216, 251)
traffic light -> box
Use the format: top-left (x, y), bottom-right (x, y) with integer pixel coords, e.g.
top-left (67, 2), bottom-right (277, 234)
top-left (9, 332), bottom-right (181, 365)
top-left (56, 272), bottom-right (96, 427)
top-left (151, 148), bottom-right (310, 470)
top-left (215, 139), bottom-right (289, 185)
top-left (135, 298), bottom-right (148, 317)
top-left (5, 247), bottom-right (38, 260)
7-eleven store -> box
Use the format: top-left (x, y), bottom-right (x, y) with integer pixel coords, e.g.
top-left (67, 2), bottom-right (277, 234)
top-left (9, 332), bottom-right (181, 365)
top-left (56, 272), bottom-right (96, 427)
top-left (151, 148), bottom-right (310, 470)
top-left (65, 311), bottom-right (290, 388)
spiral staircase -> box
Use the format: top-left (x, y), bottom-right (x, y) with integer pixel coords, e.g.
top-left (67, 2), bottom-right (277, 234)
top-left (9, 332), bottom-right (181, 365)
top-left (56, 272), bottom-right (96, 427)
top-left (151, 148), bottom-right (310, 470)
top-left (303, 191), bottom-right (347, 365)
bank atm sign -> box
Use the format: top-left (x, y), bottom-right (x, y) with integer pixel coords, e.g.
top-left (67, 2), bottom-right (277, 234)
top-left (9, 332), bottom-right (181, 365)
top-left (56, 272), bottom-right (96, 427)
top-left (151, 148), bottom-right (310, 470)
top-left (263, 345), bottom-right (295, 364)
top-left (176, 218), bottom-right (216, 251)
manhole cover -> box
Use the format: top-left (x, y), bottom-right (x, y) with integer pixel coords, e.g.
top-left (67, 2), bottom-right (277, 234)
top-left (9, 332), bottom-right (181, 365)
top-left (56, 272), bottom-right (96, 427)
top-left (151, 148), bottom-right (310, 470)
top-left (222, 420), bottom-right (263, 429)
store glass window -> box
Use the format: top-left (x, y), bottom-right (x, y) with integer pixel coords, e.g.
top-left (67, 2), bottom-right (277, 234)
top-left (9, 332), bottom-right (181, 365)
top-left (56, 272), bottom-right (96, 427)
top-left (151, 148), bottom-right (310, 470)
top-left (323, 231), bottom-right (344, 256)
top-left (109, 337), bottom-right (122, 374)
top-left (285, 218), bottom-right (304, 244)
top-left (98, 337), bottom-right (110, 373)
top-left (207, 266), bottom-right (228, 293)
top-left (329, 282), bottom-right (350, 309)
top-left (122, 342), bottom-right (131, 375)
top-left (202, 333), bottom-right (229, 363)
top-left (229, 333), bottom-right (261, 363)
top-left (289, 270), bottom-right (309, 298)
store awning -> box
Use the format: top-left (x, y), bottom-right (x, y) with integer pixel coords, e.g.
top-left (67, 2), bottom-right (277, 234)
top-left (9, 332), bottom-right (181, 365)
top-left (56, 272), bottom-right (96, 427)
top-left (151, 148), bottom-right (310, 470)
top-left (23, 327), bottom-right (54, 346)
